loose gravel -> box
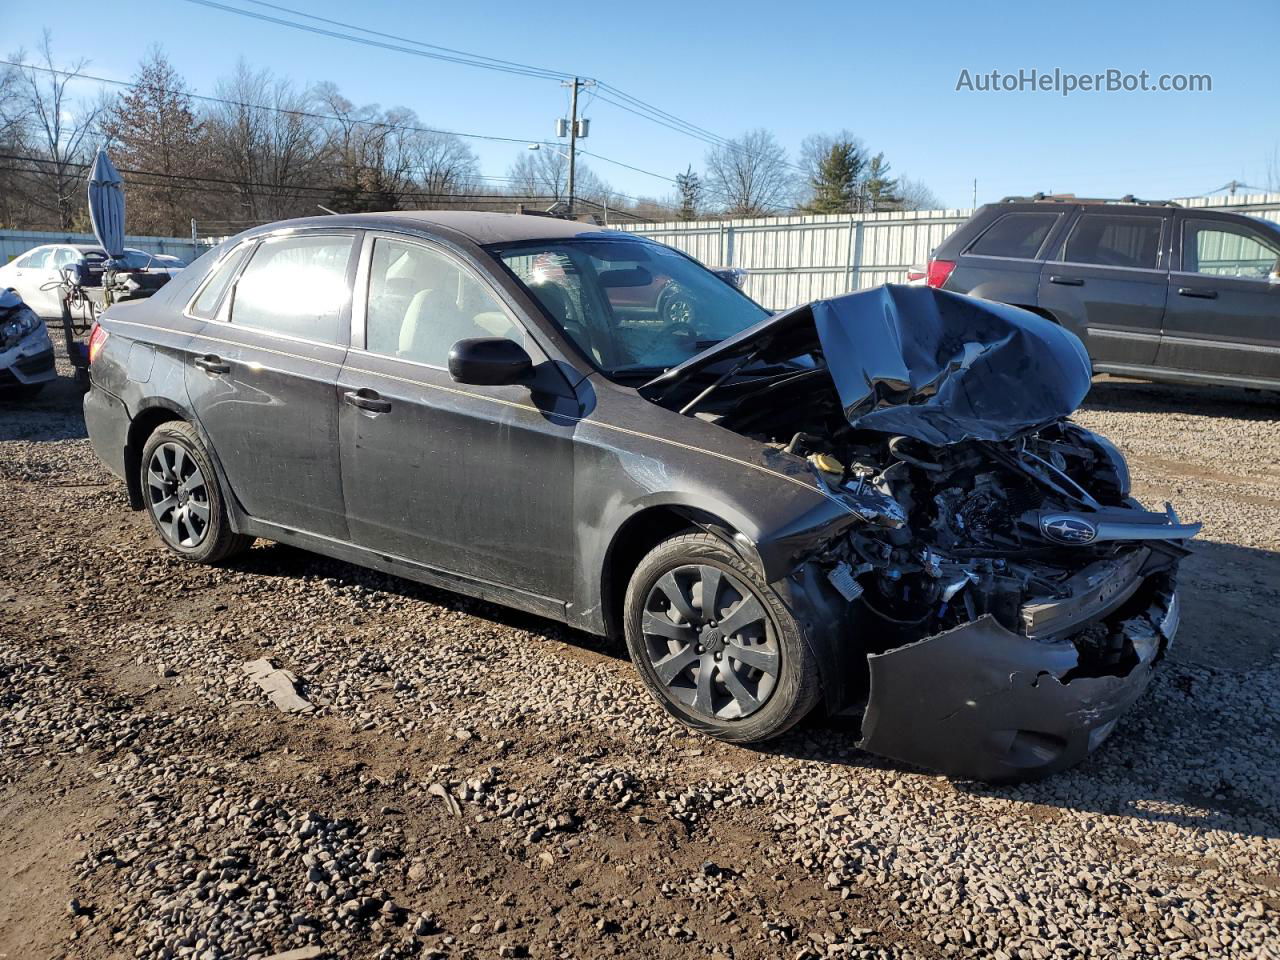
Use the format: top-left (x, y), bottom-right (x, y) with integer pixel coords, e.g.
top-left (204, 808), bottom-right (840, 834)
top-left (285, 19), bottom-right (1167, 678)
top-left (2, 361), bottom-right (1278, 960)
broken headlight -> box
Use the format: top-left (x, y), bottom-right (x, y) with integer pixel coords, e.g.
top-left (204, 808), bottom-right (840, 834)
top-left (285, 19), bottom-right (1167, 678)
top-left (0, 301), bottom-right (41, 349)
top-left (1075, 428), bottom-right (1131, 499)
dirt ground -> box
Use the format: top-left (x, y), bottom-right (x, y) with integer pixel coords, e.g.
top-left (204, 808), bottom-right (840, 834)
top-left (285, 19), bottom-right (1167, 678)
top-left (2, 356), bottom-right (1278, 960)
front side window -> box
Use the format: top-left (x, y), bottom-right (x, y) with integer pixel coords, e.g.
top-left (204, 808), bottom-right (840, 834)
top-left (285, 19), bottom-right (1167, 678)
top-left (1183, 219), bottom-right (1280, 279)
top-left (230, 234), bottom-right (354, 343)
top-left (492, 238), bottom-right (769, 375)
top-left (364, 237), bottom-right (518, 365)
top-left (189, 242), bottom-right (253, 320)
top-left (1063, 214), bottom-right (1164, 270)
top-left (968, 212), bottom-right (1059, 259)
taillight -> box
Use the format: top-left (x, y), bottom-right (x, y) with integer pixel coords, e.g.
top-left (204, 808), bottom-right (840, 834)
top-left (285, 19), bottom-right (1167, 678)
top-left (926, 259), bottom-right (956, 288)
top-left (88, 323), bottom-right (109, 365)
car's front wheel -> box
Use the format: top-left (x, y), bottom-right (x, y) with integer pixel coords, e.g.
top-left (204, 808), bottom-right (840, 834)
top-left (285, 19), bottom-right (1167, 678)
top-left (624, 532), bottom-right (821, 743)
top-left (140, 421), bottom-right (251, 564)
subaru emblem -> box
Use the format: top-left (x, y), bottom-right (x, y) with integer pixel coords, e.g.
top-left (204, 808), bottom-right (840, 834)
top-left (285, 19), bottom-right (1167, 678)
top-left (1040, 515), bottom-right (1098, 544)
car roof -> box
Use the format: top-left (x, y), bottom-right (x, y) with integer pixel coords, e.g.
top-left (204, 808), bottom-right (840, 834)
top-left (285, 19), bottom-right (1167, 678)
top-left (246, 210), bottom-right (635, 245)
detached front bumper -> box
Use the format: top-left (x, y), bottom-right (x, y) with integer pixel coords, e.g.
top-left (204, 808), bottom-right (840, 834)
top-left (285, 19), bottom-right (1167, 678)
top-left (857, 582), bottom-right (1178, 782)
top-left (0, 325), bottom-right (56, 387)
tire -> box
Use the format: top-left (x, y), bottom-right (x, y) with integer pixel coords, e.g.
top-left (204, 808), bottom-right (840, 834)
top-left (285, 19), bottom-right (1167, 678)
top-left (139, 420), bottom-right (251, 564)
top-left (657, 284), bottom-right (696, 327)
top-left (624, 532), bottom-right (821, 743)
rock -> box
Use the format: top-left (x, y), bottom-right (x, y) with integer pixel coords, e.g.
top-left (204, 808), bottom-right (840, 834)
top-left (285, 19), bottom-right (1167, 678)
top-left (263, 949), bottom-right (327, 960)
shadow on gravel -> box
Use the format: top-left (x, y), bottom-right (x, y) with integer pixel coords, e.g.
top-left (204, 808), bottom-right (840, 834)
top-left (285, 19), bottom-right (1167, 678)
top-left (0, 374), bottom-right (88, 442)
top-left (229, 530), bottom-right (1280, 842)
top-left (224, 541), bottom-right (630, 660)
top-left (1082, 377), bottom-right (1280, 420)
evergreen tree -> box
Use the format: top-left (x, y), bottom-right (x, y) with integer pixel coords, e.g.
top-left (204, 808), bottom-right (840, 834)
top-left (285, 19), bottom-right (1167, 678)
top-left (102, 49), bottom-right (203, 235)
top-left (805, 139), bottom-right (864, 214)
top-left (675, 165), bottom-right (701, 220)
top-left (863, 152), bottom-right (900, 211)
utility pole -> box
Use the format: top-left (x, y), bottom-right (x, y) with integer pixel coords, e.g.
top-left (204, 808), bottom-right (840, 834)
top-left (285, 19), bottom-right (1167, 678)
top-left (566, 77), bottom-right (581, 217)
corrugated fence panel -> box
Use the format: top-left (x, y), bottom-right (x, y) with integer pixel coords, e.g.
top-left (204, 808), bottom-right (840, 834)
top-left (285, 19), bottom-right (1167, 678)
top-left (619, 194), bottom-right (1280, 310)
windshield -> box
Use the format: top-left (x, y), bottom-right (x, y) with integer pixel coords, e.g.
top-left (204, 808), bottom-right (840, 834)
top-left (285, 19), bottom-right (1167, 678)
top-left (490, 237), bottom-right (768, 375)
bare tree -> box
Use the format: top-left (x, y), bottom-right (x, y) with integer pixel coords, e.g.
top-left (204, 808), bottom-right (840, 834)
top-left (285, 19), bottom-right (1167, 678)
top-left (203, 61), bottom-right (324, 223)
top-left (506, 148), bottom-right (606, 204)
top-left (0, 56), bottom-right (33, 228)
top-left (11, 31), bottom-right (99, 229)
top-left (704, 129), bottom-right (795, 216)
top-left (897, 177), bottom-right (943, 211)
top-left (402, 126), bottom-right (480, 202)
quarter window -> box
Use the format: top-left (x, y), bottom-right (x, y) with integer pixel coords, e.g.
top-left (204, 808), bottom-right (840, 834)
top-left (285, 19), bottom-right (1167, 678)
top-left (189, 242), bottom-right (253, 320)
top-left (1183, 219), bottom-right (1280, 279)
top-left (230, 235), bottom-right (354, 343)
top-left (364, 237), bottom-right (517, 365)
top-left (1063, 215), bottom-right (1163, 270)
top-left (968, 213), bottom-right (1059, 259)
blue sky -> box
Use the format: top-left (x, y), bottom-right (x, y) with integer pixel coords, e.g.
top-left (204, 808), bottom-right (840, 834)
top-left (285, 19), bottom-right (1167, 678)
top-left (7, 0), bottom-right (1277, 208)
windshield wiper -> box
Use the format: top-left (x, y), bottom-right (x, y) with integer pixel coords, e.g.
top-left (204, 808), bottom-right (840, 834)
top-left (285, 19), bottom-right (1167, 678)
top-left (675, 348), bottom-right (762, 416)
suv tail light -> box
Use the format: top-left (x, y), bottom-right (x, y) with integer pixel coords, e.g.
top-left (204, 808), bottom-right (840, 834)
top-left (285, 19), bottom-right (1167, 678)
top-left (88, 322), bottom-right (109, 365)
top-left (926, 259), bottom-right (956, 289)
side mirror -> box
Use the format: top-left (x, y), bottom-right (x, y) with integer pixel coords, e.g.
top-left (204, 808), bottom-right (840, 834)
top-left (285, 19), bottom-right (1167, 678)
top-left (448, 337), bottom-right (533, 386)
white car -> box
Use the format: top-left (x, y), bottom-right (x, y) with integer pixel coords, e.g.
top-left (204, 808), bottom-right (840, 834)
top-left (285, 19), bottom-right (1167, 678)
top-left (0, 288), bottom-right (55, 397)
top-left (0, 244), bottom-right (188, 318)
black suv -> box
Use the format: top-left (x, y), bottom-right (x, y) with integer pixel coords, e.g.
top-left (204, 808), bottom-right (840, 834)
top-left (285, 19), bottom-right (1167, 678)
top-left (927, 195), bottom-right (1280, 390)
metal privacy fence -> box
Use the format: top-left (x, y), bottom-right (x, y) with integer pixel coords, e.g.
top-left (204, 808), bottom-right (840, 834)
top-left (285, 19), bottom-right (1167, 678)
top-left (0, 229), bottom-right (205, 264)
top-left (616, 193), bottom-right (1280, 311)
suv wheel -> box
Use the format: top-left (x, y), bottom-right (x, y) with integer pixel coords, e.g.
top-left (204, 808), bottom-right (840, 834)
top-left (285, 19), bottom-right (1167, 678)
top-left (140, 421), bottom-right (251, 564)
top-left (624, 532), bottom-right (821, 743)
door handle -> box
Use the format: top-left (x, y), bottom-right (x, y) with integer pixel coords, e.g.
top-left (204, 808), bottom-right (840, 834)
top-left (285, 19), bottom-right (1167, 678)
top-left (1177, 287), bottom-right (1218, 299)
top-left (344, 388), bottom-right (392, 413)
top-left (193, 354), bottom-right (231, 374)
top-left (1048, 275), bottom-right (1084, 286)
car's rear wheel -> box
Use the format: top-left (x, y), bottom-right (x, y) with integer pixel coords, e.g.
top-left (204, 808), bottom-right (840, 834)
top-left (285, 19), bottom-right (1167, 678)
top-left (624, 532), bottom-right (821, 743)
top-left (140, 421), bottom-right (251, 564)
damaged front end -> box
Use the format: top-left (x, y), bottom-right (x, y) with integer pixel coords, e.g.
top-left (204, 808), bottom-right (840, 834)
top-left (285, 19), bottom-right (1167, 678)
top-left (646, 285), bottom-right (1199, 781)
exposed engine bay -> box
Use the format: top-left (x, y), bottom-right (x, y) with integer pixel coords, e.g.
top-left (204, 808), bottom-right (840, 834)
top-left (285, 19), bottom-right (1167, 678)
top-left (643, 285), bottom-right (1198, 780)
top-left (745, 417), bottom-right (1186, 672)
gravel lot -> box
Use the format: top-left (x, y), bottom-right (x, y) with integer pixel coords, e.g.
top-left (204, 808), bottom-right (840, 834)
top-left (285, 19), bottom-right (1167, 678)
top-left (2, 355), bottom-right (1278, 960)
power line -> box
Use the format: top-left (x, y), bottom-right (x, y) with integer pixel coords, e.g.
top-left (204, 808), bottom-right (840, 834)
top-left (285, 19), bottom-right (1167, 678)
top-left (171, 0), bottom-right (802, 175)
top-left (179, 0), bottom-right (569, 81)
top-left (2, 63), bottom-right (670, 205)
top-left (0, 59), bottom-right (540, 148)
top-left (234, 0), bottom-right (573, 82)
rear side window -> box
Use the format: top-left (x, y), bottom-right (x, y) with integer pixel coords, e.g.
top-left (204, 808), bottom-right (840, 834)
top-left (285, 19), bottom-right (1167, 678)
top-left (230, 235), bottom-right (354, 343)
top-left (189, 243), bottom-right (253, 320)
top-left (16, 247), bottom-right (52, 269)
top-left (968, 213), bottom-right (1059, 259)
top-left (1063, 215), bottom-right (1163, 270)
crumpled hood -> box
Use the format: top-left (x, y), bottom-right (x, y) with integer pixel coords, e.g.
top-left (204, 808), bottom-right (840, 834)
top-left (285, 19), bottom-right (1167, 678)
top-left (645, 285), bottom-right (1094, 445)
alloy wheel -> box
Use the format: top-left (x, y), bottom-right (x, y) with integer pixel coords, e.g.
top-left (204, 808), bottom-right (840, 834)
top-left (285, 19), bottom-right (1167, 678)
top-left (641, 563), bottom-right (780, 720)
top-left (146, 441), bottom-right (211, 549)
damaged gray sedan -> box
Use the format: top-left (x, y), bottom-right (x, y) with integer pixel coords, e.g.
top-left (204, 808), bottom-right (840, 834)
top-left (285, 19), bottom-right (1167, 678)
top-left (81, 213), bottom-right (1197, 782)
